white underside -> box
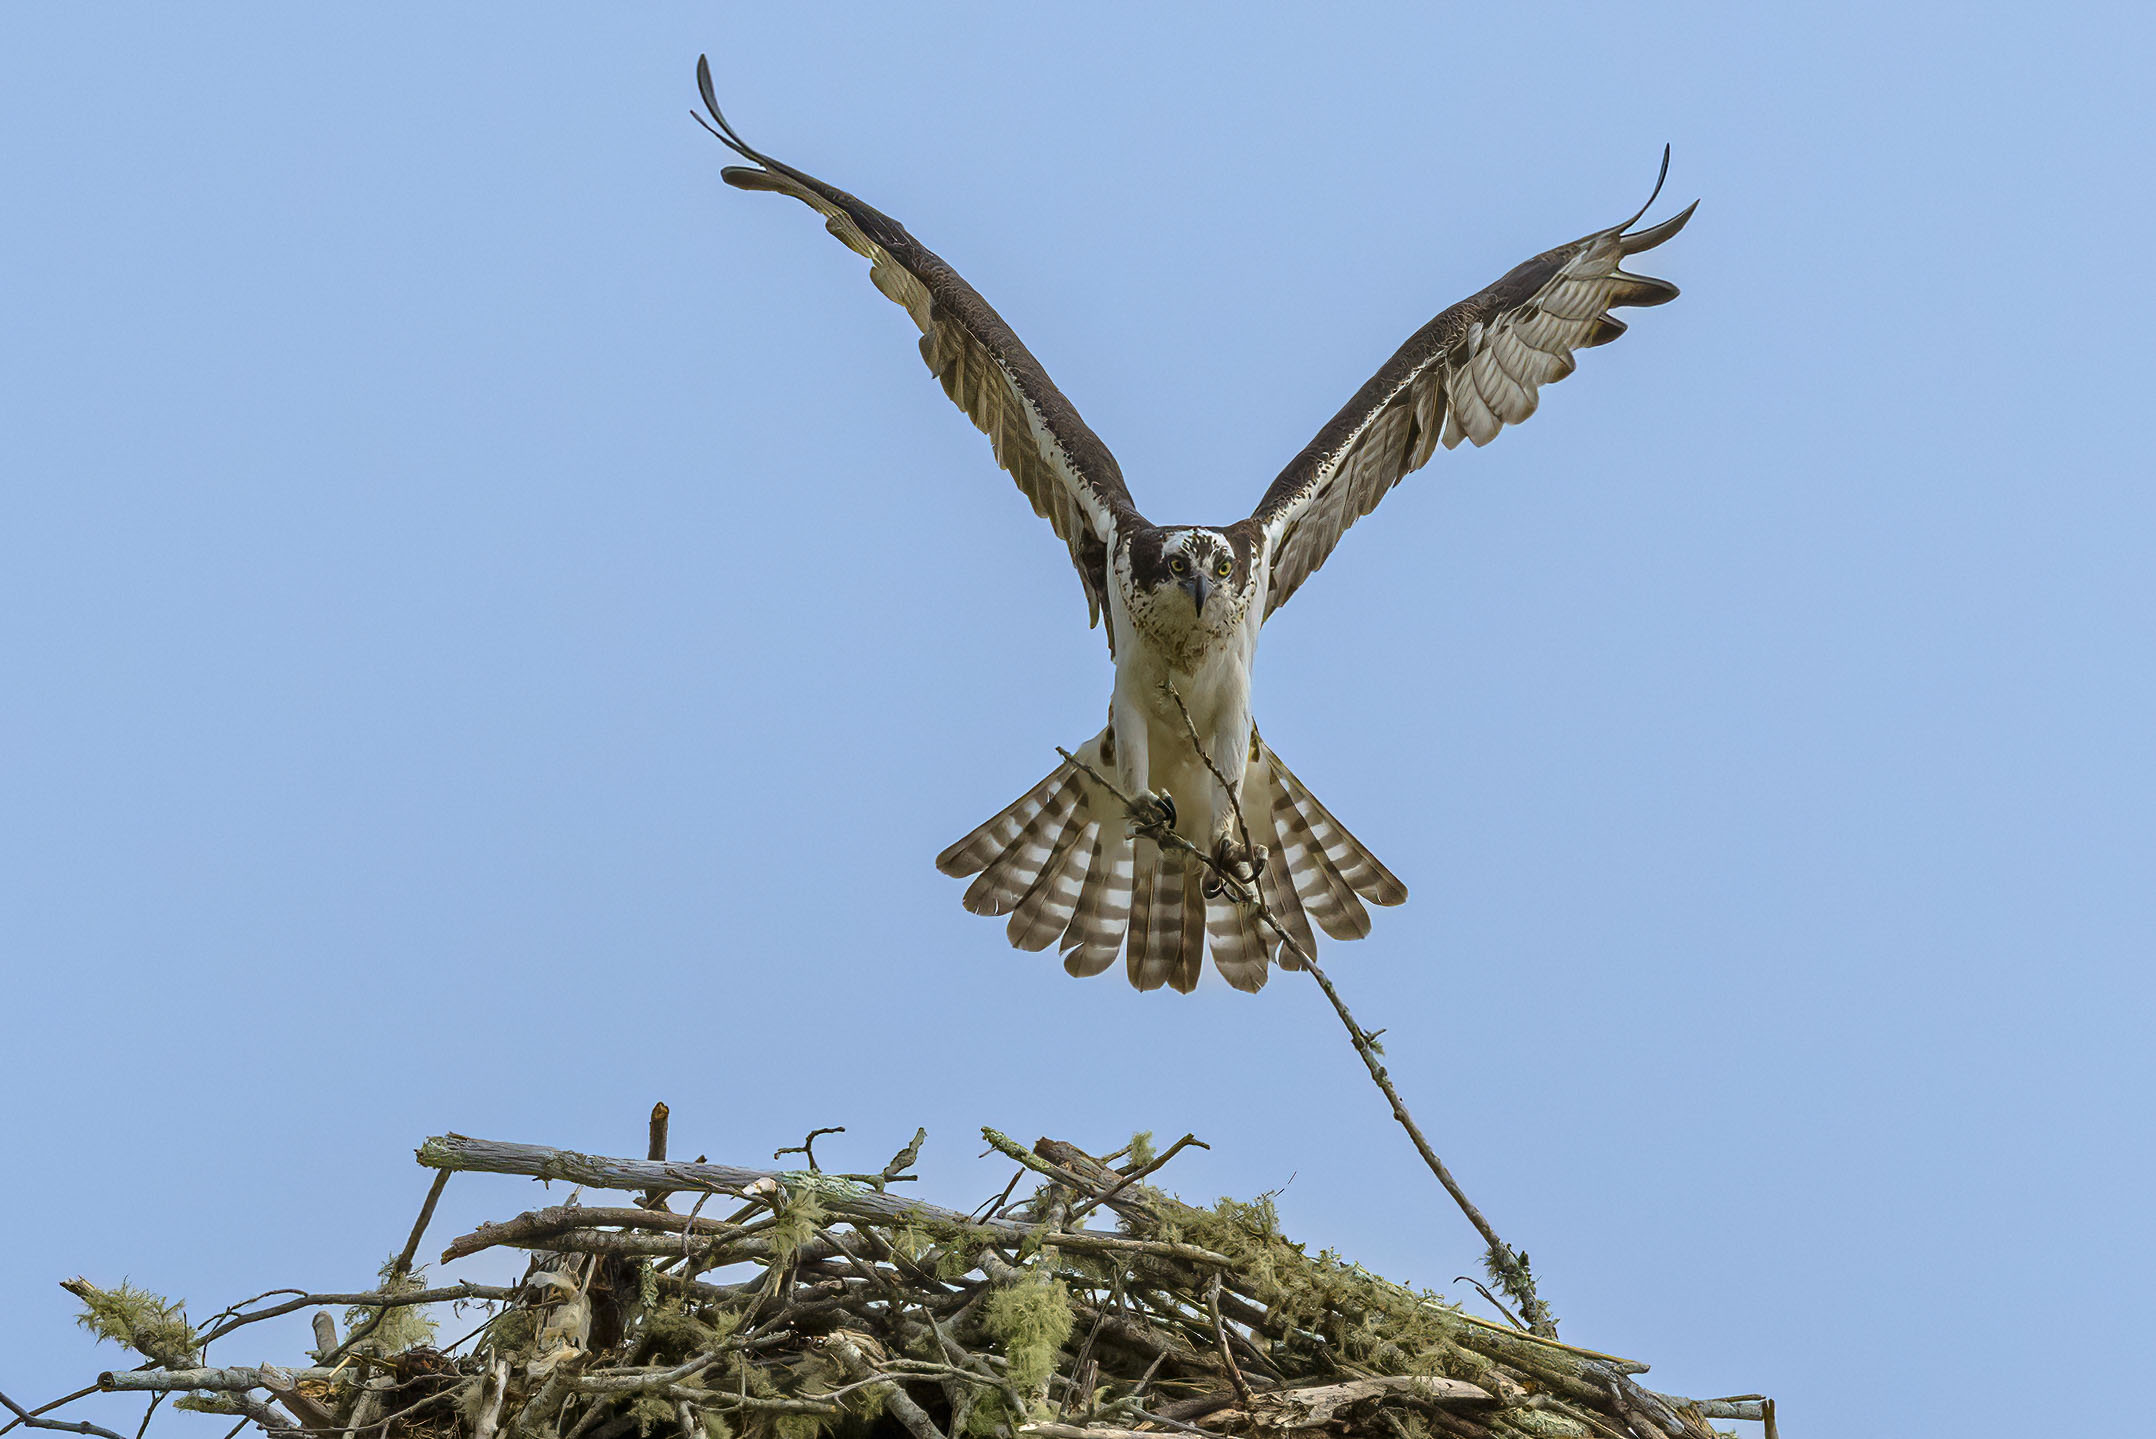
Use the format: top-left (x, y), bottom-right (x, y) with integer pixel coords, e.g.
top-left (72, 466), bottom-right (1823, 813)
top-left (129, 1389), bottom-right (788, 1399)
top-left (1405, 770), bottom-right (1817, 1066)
top-left (1103, 568), bottom-right (1265, 848)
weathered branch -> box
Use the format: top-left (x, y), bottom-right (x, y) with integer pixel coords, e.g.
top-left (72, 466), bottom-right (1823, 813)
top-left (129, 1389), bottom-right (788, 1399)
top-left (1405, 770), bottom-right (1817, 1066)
top-left (0, 1392), bottom-right (126, 1439)
top-left (394, 1171), bottom-right (452, 1279)
top-left (195, 1282), bottom-right (512, 1349)
top-left (444, 1204), bottom-right (761, 1262)
top-left (95, 1370), bottom-right (328, 1396)
top-left (419, 1134), bottom-right (1018, 1234)
top-left (1064, 1133), bottom-right (1207, 1226)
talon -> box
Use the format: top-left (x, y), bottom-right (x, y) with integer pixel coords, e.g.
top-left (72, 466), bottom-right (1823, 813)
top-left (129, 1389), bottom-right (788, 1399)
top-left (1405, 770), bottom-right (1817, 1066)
top-left (1128, 789), bottom-right (1177, 837)
top-left (1211, 836), bottom-right (1263, 902)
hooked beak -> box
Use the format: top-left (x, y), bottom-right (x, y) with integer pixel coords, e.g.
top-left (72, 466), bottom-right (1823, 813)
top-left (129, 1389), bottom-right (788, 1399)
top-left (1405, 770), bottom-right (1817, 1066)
top-left (1180, 574), bottom-right (1214, 614)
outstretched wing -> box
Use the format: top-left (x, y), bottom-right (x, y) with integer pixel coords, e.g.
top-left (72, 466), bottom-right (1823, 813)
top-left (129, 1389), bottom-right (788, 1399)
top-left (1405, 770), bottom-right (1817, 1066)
top-left (1250, 153), bottom-right (1695, 618)
top-left (696, 57), bottom-right (1143, 634)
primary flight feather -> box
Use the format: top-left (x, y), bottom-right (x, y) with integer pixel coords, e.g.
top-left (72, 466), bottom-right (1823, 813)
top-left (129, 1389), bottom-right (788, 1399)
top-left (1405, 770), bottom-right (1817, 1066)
top-left (696, 56), bottom-right (1694, 994)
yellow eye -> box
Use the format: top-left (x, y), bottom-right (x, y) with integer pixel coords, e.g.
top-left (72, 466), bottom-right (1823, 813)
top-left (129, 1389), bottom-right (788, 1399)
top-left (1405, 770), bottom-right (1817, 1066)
top-left (1215, 558), bottom-right (1233, 578)
top-left (1170, 555), bottom-right (1188, 574)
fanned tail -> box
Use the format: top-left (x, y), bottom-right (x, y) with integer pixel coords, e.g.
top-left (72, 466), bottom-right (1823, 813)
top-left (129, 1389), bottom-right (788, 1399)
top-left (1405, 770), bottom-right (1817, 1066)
top-left (938, 729), bottom-right (1404, 992)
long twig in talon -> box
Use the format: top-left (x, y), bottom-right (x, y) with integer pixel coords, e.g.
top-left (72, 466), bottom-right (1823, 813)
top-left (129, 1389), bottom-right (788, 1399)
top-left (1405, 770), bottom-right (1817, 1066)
top-left (1080, 695), bottom-right (1558, 1337)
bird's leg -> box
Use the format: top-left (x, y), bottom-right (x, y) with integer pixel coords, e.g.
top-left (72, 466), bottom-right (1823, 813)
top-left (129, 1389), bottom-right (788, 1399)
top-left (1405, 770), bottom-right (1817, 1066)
top-left (1191, 722), bottom-right (1263, 901)
top-left (1204, 830), bottom-right (1265, 902)
top-left (1107, 696), bottom-right (1177, 841)
top-left (1198, 760), bottom-right (1262, 901)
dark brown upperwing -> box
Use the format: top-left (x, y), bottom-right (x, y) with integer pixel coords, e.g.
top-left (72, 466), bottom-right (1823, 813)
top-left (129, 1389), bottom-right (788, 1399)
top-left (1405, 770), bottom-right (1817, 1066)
top-left (1250, 154), bottom-right (1695, 619)
top-left (696, 56), bottom-right (1143, 635)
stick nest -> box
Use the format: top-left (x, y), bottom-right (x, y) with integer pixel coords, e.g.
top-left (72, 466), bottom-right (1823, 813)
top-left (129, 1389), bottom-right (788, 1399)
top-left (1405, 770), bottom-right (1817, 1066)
top-left (45, 1126), bottom-right (1770, 1439)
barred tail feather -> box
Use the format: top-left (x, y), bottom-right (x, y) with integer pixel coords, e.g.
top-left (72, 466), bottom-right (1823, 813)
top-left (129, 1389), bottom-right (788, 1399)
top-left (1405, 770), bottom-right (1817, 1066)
top-left (1205, 888), bottom-right (1270, 993)
top-left (936, 764), bottom-right (1073, 877)
top-left (1174, 863), bottom-right (1205, 991)
top-left (1060, 826), bottom-right (1131, 976)
top-left (947, 773), bottom-right (1081, 916)
top-left (1125, 847), bottom-right (1160, 984)
top-left (1244, 764), bottom-right (1319, 970)
top-left (1270, 776), bottom-right (1369, 939)
top-left (1265, 745), bottom-right (1408, 907)
top-left (1007, 821), bottom-right (1095, 952)
top-left (1127, 848), bottom-right (1204, 993)
top-left (1262, 742), bottom-right (1405, 940)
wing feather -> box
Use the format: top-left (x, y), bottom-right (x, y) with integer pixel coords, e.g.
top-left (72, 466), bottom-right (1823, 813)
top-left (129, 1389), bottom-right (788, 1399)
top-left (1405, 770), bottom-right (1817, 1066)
top-left (1250, 154), bottom-right (1694, 617)
top-left (697, 57), bottom-right (1144, 635)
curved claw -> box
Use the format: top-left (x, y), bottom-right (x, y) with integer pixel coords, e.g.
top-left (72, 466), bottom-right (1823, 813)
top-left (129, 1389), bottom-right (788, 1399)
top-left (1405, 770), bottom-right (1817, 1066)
top-left (1128, 789), bottom-right (1177, 840)
top-left (1204, 837), bottom-right (1266, 903)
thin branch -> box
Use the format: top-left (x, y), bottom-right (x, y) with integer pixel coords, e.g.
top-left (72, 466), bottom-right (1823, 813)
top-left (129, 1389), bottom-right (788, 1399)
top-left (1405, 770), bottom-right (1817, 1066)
top-left (394, 1170), bottom-right (452, 1279)
top-left (198, 1290), bottom-right (308, 1336)
top-left (441, 1205), bottom-right (760, 1264)
top-left (1129, 1409), bottom-right (1230, 1439)
top-left (773, 1126), bottom-right (845, 1172)
top-left (0, 1393), bottom-right (127, 1439)
top-left (1453, 1273), bottom-right (1526, 1331)
top-left (968, 1166), bottom-right (1025, 1223)
top-left (1203, 1275), bottom-right (1253, 1409)
top-left (1056, 728), bottom-right (1557, 1335)
top-left (0, 1388), bottom-right (101, 1439)
top-left (1065, 1133), bottom-right (1207, 1226)
top-left (640, 1100), bottom-right (672, 1210)
top-left (195, 1282), bottom-right (513, 1349)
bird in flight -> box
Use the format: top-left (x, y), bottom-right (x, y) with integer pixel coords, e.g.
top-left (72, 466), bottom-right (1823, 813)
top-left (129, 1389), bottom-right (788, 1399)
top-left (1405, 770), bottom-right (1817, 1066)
top-left (696, 57), bottom-right (1693, 994)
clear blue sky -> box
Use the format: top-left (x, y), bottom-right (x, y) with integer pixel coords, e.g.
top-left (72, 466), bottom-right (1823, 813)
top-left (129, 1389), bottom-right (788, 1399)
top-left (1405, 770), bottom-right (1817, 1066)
top-left (3, 6), bottom-right (2149, 1436)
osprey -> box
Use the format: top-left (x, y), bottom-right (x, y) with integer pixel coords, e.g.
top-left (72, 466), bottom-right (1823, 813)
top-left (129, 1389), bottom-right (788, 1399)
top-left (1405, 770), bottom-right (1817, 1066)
top-left (697, 58), bottom-right (1693, 994)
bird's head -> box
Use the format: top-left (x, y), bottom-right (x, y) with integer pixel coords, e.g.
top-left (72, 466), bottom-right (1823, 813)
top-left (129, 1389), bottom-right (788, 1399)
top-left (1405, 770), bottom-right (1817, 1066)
top-left (1123, 526), bottom-right (1255, 645)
